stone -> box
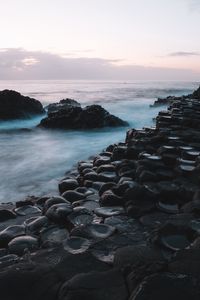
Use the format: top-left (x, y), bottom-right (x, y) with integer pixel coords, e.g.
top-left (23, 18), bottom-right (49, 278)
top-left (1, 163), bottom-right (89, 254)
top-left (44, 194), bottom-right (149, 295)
top-left (124, 185), bottom-right (156, 217)
top-left (0, 262), bottom-right (62, 300)
top-left (43, 196), bottom-right (70, 212)
top-left (154, 222), bottom-right (198, 251)
top-left (8, 236), bottom-right (38, 255)
top-left (26, 216), bottom-right (49, 233)
top-left (100, 190), bottom-right (123, 206)
top-left (63, 237), bottom-right (91, 254)
top-left (169, 249), bottom-right (200, 276)
top-left (99, 182), bottom-right (116, 196)
top-left (114, 245), bottom-right (163, 270)
top-left (46, 98), bottom-right (81, 113)
top-left (94, 206), bottom-right (125, 218)
top-left (14, 205), bottom-right (41, 216)
top-left (39, 104), bottom-right (128, 129)
top-left (61, 191), bottom-right (86, 203)
top-left (192, 85), bottom-right (200, 99)
top-left (45, 203), bottom-right (73, 224)
top-left (40, 226), bottom-right (69, 246)
top-left (0, 89), bottom-right (45, 120)
top-left (58, 269), bottom-right (128, 300)
top-left (71, 223), bottom-right (116, 240)
top-left (68, 207), bottom-right (93, 226)
top-left (130, 273), bottom-right (199, 300)
top-left (58, 179), bottom-right (79, 194)
top-left (0, 254), bottom-right (19, 268)
top-left (0, 209), bottom-right (16, 222)
top-left (0, 225), bottom-right (26, 248)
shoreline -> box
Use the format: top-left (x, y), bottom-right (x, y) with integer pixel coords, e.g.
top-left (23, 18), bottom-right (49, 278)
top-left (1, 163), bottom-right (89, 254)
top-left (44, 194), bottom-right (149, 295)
top-left (0, 94), bottom-right (200, 299)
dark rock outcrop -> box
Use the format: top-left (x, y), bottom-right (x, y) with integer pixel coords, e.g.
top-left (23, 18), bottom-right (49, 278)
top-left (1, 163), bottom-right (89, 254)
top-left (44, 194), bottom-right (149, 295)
top-left (46, 98), bottom-right (81, 114)
top-left (0, 90), bottom-right (45, 120)
top-left (151, 85), bottom-right (200, 107)
top-left (192, 86), bottom-right (200, 99)
top-left (39, 104), bottom-right (129, 129)
top-left (150, 96), bottom-right (179, 107)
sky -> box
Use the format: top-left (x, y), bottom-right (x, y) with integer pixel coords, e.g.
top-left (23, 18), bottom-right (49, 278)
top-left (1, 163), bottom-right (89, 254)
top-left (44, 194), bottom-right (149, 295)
top-left (0, 0), bottom-right (200, 80)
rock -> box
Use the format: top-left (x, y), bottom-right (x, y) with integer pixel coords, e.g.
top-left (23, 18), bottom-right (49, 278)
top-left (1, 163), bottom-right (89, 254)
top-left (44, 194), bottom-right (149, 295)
top-left (114, 245), bottom-right (164, 270)
top-left (192, 86), bottom-right (200, 99)
top-left (14, 205), bottom-right (41, 216)
top-left (94, 206), bottom-right (125, 218)
top-left (59, 179), bottom-right (79, 194)
top-left (71, 223), bottom-right (116, 239)
top-left (94, 155), bottom-right (111, 167)
top-left (99, 182), bottom-right (116, 196)
top-left (83, 172), bottom-right (99, 182)
top-left (96, 164), bottom-right (116, 173)
top-left (100, 190), bottom-right (123, 206)
top-left (43, 196), bottom-right (70, 213)
top-left (169, 249), bottom-right (200, 276)
top-left (0, 209), bottom-right (16, 222)
top-left (26, 216), bottom-right (49, 233)
top-left (73, 200), bottom-right (100, 211)
top-left (0, 225), bottom-right (26, 248)
top-left (36, 196), bottom-right (51, 206)
top-left (46, 98), bottom-right (81, 113)
top-left (153, 222), bottom-right (198, 251)
top-left (157, 201), bottom-right (179, 214)
top-left (8, 236), bottom-right (38, 255)
top-left (63, 237), bottom-right (91, 254)
top-left (16, 199), bottom-right (34, 208)
top-left (40, 226), bottom-right (69, 246)
top-left (61, 191), bottom-right (86, 203)
top-left (78, 162), bottom-right (93, 173)
top-left (68, 207), bottom-right (93, 226)
top-left (130, 273), bottom-right (199, 300)
top-left (0, 254), bottom-right (19, 268)
top-left (39, 104), bottom-right (128, 129)
top-left (0, 262), bottom-right (62, 300)
top-left (150, 96), bottom-right (175, 107)
top-left (0, 248), bottom-right (7, 257)
top-left (124, 185), bottom-right (156, 217)
top-left (138, 170), bottom-right (158, 183)
top-left (45, 203), bottom-right (73, 224)
top-left (58, 269), bottom-right (128, 300)
top-left (0, 90), bottom-right (45, 120)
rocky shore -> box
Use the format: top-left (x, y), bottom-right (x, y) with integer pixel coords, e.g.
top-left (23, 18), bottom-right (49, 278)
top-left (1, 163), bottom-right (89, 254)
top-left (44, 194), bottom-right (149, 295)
top-left (0, 90), bottom-right (45, 120)
top-left (0, 90), bottom-right (200, 299)
top-left (0, 90), bottom-right (128, 129)
top-left (39, 100), bottom-right (128, 129)
top-left (151, 85), bottom-right (200, 107)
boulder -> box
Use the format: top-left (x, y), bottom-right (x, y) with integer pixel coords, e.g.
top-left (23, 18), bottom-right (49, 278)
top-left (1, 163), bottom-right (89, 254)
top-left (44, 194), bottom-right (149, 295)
top-left (58, 269), bottom-right (128, 300)
top-left (130, 273), bottom-right (199, 300)
top-left (0, 90), bottom-right (45, 120)
top-left (192, 86), bottom-right (200, 99)
top-left (39, 104), bottom-right (128, 129)
top-left (46, 98), bottom-right (81, 114)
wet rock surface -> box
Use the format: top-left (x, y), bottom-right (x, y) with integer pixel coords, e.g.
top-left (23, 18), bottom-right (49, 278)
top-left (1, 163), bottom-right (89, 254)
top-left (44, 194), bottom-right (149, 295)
top-left (0, 90), bottom-right (45, 120)
top-left (1, 90), bottom-right (200, 299)
top-left (39, 103), bottom-right (129, 129)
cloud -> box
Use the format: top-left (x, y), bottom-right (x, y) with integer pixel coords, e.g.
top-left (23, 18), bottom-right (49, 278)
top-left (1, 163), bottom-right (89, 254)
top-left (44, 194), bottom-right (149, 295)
top-left (0, 48), bottom-right (199, 80)
top-left (168, 51), bottom-right (200, 57)
top-left (187, 0), bottom-right (200, 12)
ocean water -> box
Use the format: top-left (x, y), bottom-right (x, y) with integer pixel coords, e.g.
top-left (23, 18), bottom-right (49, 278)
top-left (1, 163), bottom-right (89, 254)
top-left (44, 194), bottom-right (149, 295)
top-left (0, 80), bottom-right (198, 202)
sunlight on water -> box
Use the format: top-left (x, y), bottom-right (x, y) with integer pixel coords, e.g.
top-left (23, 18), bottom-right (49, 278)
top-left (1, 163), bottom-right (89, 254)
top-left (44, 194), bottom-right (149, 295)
top-left (0, 80), bottom-right (197, 202)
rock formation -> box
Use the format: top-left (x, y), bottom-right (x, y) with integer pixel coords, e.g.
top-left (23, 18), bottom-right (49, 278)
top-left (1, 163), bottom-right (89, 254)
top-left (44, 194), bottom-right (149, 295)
top-left (0, 90), bottom-right (45, 120)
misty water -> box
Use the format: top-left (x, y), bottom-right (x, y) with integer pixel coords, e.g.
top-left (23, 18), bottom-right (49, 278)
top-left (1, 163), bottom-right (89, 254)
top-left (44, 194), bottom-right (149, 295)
top-left (0, 80), bottom-right (198, 202)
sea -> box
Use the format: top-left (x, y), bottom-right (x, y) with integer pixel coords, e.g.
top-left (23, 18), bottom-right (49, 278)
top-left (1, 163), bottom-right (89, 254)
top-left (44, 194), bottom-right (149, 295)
top-left (0, 80), bottom-right (198, 203)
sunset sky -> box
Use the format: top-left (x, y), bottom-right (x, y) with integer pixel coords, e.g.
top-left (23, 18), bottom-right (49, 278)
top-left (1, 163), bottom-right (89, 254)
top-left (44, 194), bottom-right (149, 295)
top-left (0, 0), bottom-right (200, 80)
